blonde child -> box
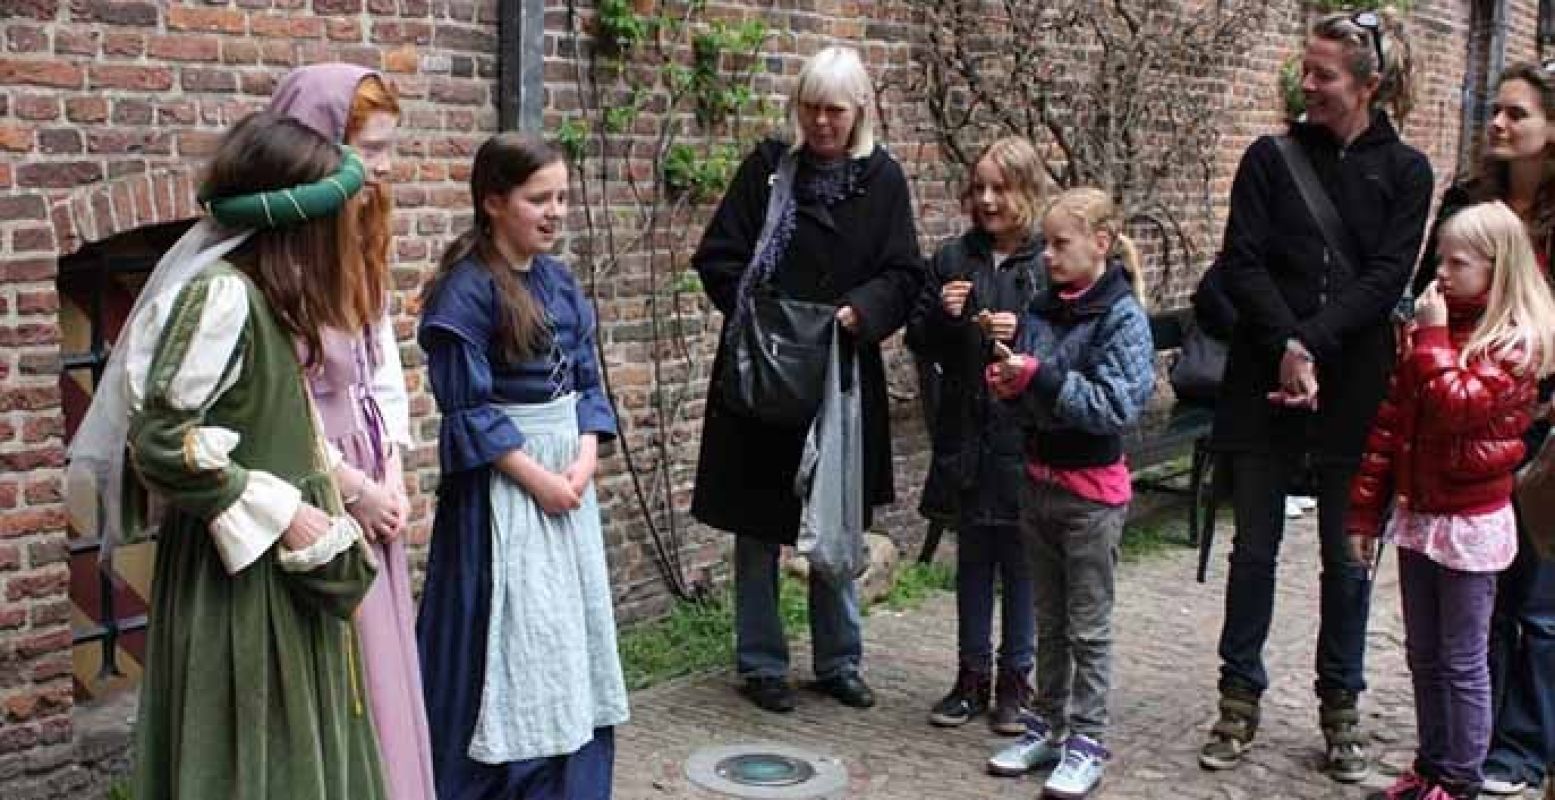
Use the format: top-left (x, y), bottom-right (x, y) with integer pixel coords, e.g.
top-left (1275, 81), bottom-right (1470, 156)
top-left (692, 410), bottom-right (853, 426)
top-left (983, 187), bottom-right (1155, 799)
top-left (1349, 201), bottom-right (1555, 800)
top-left (907, 136), bottom-right (1047, 734)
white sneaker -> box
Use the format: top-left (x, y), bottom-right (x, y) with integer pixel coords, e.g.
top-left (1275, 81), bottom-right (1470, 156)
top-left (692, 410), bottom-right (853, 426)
top-left (1043, 734), bottom-right (1109, 799)
top-left (1481, 775), bottom-right (1529, 795)
top-left (986, 715), bottom-right (1062, 776)
top-left (1284, 497), bottom-right (1305, 518)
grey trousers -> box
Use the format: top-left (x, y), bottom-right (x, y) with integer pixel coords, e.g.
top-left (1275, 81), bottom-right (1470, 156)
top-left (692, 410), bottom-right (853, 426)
top-left (1020, 479), bottom-right (1127, 742)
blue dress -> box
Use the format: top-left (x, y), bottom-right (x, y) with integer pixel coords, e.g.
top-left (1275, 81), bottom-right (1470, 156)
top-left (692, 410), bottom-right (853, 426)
top-left (416, 255), bottom-right (619, 800)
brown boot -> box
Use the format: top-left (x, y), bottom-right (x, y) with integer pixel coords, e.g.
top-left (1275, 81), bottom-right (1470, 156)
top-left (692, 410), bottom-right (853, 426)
top-left (989, 667), bottom-right (1033, 735)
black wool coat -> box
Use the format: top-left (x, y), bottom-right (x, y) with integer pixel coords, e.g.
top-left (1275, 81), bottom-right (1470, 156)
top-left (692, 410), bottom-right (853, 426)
top-left (690, 139), bottom-right (926, 544)
top-left (1210, 113), bottom-right (1433, 467)
top-left (905, 228), bottom-right (1045, 527)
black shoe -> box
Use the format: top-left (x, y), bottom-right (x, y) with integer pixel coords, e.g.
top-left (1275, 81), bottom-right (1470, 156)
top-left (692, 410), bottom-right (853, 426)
top-left (928, 667), bottom-right (990, 727)
top-left (741, 676), bottom-right (796, 713)
top-left (813, 672), bottom-right (876, 708)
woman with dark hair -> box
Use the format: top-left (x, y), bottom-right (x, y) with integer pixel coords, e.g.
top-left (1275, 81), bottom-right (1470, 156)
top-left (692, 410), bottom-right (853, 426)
top-left (1198, 8), bottom-right (1434, 783)
top-left (269, 63), bottom-right (434, 800)
top-left (69, 111), bottom-right (386, 798)
top-left (1409, 62), bottom-right (1555, 798)
top-left (690, 44), bottom-right (925, 714)
top-left (416, 133), bottom-right (626, 800)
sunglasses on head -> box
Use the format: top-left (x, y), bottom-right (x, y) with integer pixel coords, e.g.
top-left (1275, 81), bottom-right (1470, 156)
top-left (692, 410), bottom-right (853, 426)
top-left (1349, 11), bottom-right (1385, 74)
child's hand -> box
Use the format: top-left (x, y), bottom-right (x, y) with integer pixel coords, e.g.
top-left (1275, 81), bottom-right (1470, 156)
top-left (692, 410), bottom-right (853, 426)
top-left (941, 281), bottom-right (973, 318)
top-left (979, 311), bottom-right (1019, 342)
top-left (562, 435), bottom-right (599, 497)
top-left (1415, 282), bottom-right (1447, 328)
top-left (985, 354), bottom-right (1030, 400)
top-left (1348, 534), bottom-right (1376, 568)
top-left (527, 470), bottom-right (582, 515)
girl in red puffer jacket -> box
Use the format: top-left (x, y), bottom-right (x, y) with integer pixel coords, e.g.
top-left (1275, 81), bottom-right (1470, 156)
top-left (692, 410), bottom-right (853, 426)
top-left (1350, 200), bottom-right (1555, 800)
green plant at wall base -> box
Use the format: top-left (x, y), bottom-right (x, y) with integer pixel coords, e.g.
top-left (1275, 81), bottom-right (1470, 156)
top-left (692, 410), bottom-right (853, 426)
top-left (108, 781), bottom-right (133, 800)
top-left (871, 562), bottom-right (957, 613)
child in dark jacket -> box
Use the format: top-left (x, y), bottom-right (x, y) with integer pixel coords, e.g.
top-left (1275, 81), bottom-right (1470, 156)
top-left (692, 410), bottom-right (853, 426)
top-left (906, 136), bottom-right (1048, 735)
top-left (983, 187), bottom-right (1156, 799)
top-left (1349, 201), bottom-right (1555, 800)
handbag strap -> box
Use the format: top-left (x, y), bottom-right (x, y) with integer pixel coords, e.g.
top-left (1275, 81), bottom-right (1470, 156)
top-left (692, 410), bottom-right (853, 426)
top-left (749, 150), bottom-right (798, 288)
top-left (1273, 135), bottom-right (1363, 279)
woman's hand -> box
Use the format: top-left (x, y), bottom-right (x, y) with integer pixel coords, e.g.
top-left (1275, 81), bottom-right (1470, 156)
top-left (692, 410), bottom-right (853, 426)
top-left (940, 281), bottom-right (973, 318)
top-left (1268, 340), bottom-right (1320, 409)
top-left (985, 348), bottom-right (1029, 401)
top-left (281, 503), bottom-right (332, 552)
top-left (836, 305), bottom-right (860, 333)
top-left (1349, 534), bottom-right (1376, 568)
top-left (563, 435), bottom-right (598, 497)
top-left (1415, 281), bottom-right (1447, 328)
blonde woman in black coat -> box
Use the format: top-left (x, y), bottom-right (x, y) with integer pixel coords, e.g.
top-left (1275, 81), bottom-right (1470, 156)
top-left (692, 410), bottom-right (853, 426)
top-left (690, 45), bottom-right (925, 714)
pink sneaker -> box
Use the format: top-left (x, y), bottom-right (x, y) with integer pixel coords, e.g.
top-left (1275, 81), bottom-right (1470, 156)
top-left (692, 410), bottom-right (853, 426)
top-left (1364, 770), bottom-right (1430, 800)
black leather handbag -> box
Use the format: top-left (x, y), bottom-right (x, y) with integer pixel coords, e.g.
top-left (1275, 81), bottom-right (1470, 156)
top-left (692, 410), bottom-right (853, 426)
top-left (721, 286), bottom-right (835, 427)
top-left (718, 149), bottom-right (836, 427)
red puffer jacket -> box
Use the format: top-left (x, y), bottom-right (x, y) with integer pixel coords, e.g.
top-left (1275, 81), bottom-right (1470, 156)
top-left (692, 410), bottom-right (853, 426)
top-left (1347, 299), bottom-right (1538, 537)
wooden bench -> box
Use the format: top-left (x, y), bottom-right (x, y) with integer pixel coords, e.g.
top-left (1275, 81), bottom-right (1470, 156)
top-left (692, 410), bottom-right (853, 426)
top-left (915, 308), bottom-right (1221, 571)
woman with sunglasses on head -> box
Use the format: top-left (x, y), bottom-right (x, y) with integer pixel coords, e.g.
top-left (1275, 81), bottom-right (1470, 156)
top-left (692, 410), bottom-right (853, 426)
top-left (1199, 8), bottom-right (1433, 783)
top-left (1407, 61), bottom-right (1555, 798)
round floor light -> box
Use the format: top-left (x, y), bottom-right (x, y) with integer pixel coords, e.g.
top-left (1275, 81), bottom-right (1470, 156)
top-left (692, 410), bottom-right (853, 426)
top-left (685, 743), bottom-right (846, 799)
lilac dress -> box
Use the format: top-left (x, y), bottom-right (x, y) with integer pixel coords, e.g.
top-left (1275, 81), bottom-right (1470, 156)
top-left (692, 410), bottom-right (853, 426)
top-left (305, 321), bottom-right (435, 800)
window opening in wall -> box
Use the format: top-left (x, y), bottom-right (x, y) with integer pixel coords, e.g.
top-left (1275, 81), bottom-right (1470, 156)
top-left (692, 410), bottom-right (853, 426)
top-left (59, 219), bottom-right (194, 701)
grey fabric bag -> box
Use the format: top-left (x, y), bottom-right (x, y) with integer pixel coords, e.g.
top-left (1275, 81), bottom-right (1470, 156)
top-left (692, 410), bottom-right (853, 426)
top-left (794, 322), bottom-right (866, 587)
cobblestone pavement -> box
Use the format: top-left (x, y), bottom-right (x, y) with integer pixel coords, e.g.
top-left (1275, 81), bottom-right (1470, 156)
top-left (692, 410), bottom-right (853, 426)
top-left (612, 512), bottom-right (1527, 799)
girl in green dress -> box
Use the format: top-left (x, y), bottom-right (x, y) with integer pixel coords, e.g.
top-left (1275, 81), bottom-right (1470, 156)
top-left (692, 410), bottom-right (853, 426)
top-left (72, 111), bottom-right (388, 799)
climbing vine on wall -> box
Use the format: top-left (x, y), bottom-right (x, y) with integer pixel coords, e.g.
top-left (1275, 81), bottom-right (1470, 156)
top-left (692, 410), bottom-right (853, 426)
top-left (561, 0), bottom-right (777, 600)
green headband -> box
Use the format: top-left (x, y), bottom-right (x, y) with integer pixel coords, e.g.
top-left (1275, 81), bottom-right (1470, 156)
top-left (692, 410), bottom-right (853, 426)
top-left (200, 146), bottom-right (366, 229)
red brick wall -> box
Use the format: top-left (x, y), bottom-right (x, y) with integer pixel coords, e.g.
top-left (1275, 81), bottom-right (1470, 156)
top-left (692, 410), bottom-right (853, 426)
top-left (0, 0), bottom-right (1543, 795)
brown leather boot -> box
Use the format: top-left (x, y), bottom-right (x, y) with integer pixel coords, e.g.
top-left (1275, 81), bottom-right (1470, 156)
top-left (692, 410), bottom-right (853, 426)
top-left (989, 667), bottom-right (1033, 735)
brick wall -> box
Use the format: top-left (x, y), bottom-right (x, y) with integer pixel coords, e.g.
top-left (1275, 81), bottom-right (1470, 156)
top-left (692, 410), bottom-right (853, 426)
top-left (0, 0), bottom-right (1542, 795)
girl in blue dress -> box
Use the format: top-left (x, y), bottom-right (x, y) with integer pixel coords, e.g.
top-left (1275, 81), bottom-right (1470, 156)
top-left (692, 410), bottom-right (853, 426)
top-left (416, 133), bottom-right (628, 800)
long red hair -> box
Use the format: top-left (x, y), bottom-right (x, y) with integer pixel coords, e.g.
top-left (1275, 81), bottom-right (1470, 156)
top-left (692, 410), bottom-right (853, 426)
top-left (341, 75), bottom-right (400, 327)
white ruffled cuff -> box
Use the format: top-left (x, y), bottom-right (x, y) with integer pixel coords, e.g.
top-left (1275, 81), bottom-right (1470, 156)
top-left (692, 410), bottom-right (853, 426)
top-left (276, 514), bottom-right (364, 573)
top-left (184, 426), bottom-right (240, 471)
top-left (208, 470), bottom-right (300, 574)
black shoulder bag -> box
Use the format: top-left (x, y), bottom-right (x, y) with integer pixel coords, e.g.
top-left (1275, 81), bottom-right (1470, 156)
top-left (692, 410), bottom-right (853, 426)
top-left (720, 151), bottom-right (837, 427)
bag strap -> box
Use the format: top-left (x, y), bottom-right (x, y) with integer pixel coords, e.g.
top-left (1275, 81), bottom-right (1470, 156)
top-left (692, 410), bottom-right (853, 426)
top-left (1273, 134), bottom-right (1363, 278)
top-left (747, 149), bottom-right (799, 287)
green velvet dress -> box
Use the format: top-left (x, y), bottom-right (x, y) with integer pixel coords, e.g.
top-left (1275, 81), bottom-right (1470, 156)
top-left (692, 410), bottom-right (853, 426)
top-left (126, 262), bottom-right (386, 799)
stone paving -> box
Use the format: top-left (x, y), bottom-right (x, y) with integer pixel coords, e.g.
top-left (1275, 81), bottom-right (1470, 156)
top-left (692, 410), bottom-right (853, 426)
top-left (612, 512), bottom-right (1531, 799)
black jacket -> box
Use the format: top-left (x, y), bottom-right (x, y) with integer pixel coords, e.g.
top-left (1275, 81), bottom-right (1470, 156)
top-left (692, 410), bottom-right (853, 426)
top-left (906, 228), bottom-right (1045, 526)
top-left (691, 139), bottom-right (926, 544)
top-left (1210, 113), bottom-right (1434, 465)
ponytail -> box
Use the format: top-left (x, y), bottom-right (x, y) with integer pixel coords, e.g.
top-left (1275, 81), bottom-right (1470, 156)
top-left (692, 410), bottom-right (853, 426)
top-left (1112, 232), bottom-right (1146, 305)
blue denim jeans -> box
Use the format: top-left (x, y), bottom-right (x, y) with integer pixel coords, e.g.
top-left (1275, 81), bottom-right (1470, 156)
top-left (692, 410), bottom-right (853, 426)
top-left (1484, 519), bottom-right (1555, 786)
top-left (1216, 452), bottom-right (1371, 697)
top-left (733, 536), bottom-right (862, 681)
top-left (956, 523), bottom-right (1036, 672)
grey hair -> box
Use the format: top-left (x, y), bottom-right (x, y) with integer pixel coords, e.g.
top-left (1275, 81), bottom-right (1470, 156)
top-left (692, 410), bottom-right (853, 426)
top-left (788, 45), bottom-right (877, 158)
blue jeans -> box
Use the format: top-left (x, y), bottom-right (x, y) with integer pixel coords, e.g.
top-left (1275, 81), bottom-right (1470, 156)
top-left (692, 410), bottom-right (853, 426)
top-left (1216, 452), bottom-right (1371, 697)
top-left (734, 536), bottom-right (862, 681)
top-left (1483, 520), bottom-right (1555, 786)
top-left (957, 523), bottom-right (1036, 672)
